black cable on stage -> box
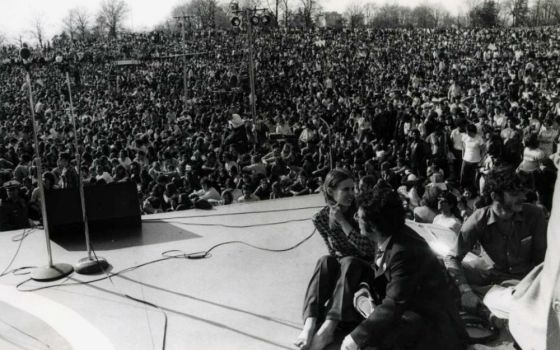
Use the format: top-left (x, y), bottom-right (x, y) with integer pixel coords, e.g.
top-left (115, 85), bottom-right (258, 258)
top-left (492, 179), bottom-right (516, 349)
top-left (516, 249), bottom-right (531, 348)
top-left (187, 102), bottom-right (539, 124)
top-left (0, 227), bottom-right (37, 278)
top-left (11, 219), bottom-right (318, 349)
top-left (140, 204), bottom-right (324, 222)
top-left (6, 210), bottom-right (317, 282)
top-left (15, 228), bottom-right (317, 291)
top-left (13, 227), bottom-right (318, 348)
top-left (162, 228), bottom-right (317, 260)
top-left (143, 217), bottom-right (311, 228)
top-left (90, 244), bottom-right (168, 350)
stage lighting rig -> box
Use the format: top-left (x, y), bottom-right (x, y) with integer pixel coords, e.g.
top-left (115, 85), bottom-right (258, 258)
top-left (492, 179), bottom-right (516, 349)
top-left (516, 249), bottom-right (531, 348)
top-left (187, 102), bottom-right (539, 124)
top-left (228, 2), bottom-right (274, 150)
top-left (228, 1), bottom-right (273, 30)
top-left (231, 17), bottom-right (241, 27)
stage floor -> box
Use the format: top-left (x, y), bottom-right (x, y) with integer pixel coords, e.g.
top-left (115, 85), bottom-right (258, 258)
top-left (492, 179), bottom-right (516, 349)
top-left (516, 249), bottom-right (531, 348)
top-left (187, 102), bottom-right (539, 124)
top-left (0, 194), bottom-right (514, 350)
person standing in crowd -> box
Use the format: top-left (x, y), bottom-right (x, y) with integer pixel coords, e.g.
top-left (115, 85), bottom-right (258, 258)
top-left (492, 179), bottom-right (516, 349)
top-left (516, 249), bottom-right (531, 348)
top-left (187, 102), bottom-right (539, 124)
top-left (460, 124), bottom-right (485, 194)
top-left (517, 132), bottom-right (546, 189)
top-left (444, 166), bottom-right (547, 318)
top-left (450, 118), bottom-right (467, 181)
top-left (426, 122), bottom-right (451, 178)
top-left (537, 116), bottom-right (559, 158)
top-left (28, 172), bottom-right (58, 221)
top-left (57, 152), bottom-right (79, 188)
top-left (406, 129), bottom-right (428, 178)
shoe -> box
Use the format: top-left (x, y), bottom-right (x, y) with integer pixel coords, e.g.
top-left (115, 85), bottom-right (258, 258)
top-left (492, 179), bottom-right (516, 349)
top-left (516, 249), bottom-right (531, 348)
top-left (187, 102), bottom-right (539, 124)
top-left (354, 282), bottom-right (375, 318)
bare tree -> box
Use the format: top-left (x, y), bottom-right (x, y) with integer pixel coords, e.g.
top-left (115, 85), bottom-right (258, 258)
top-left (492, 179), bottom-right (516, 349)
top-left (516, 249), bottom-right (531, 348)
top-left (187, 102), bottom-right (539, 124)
top-left (74, 8), bottom-right (91, 38)
top-left (371, 4), bottom-right (401, 27)
top-left (411, 5), bottom-right (437, 28)
top-left (192, 0), bottom-right (219, 28)
top-left (533, 0), bottom-right (560, 25)
top-left (171, 0), bottom-right (228, 30)
top-left (62, 10), bottom-right (78, 41)
top-left (432, 6), bottom-right (450, 27)
top-left (31, 16), bottom-right (45, 48)
top-left (97, 0), bottom-right (129, 38)
top-left (239, 0), bottom-right (263, 9)
top-left (279, 0), bottom-right (289, 26)
top-left (345, 2), bottom-right (365, 28)
top-left (300, 0), bottom-right (320, 27)
top-left (363, 2), bottom-right (377, 26)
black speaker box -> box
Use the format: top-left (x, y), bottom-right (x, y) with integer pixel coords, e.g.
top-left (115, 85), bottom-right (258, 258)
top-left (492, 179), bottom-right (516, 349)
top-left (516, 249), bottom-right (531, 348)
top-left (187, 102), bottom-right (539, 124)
top-left (45, 182), bottom-right (141, 238)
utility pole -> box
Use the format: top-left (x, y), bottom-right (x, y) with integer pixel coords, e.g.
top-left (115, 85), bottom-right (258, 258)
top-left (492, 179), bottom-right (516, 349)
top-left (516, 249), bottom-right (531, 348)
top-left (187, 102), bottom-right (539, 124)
top-left (246, 10), bottom-right (258, 143)
top-left (229, 3), bottom-right (272, 148)
top-left (174, 14), bottom-right (196, 111)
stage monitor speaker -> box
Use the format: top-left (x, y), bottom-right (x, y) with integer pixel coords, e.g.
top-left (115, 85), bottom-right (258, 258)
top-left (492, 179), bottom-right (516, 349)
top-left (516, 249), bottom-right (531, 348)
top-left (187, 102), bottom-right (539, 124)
top-left (45, 182), bottom-right (141, 238)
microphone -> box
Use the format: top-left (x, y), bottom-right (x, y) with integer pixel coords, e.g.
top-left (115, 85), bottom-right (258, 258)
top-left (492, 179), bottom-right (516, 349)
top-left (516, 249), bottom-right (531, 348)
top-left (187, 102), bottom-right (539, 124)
top-left (20, 44), bottom-right (74, 282)
top-left (56, 54), bottom-right (109, 274)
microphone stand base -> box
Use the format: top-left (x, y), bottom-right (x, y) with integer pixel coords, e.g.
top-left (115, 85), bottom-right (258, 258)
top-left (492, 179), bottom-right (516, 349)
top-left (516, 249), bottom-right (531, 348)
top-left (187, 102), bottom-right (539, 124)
top-left (74, 256), bottom-right (109, 275)
top-left (31, 263), bottom-right (74, 282)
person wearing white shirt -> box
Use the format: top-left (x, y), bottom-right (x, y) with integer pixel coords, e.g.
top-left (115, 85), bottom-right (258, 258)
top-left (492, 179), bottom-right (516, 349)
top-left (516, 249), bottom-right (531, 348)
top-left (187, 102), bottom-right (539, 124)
top-left (275, 117), bottom-right (292, 135)
top-left (95, 165), bottom-right (114, 184)
top-left (518, 133), bottom-right (545, 174)
top-left (450, 119), bottom-right (467, 180)
top-left (538, 118), bottom-right (559, 157)
top-left (118, 149), bottom-right (132, 170)
top-left (492, 106), bottom-right (506, 130)
top-left (433, 192), bottom-right (462, 234)
top-left (189, 177), bottom-right (221, 202)
top-left (461, 124), bottom-right (485, 192)
top-left (500, 118), bottom-right (517, 142)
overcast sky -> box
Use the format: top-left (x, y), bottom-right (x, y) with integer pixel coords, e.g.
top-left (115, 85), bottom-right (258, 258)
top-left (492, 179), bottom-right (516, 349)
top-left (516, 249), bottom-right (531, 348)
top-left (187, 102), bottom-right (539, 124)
top-left (0, 0), bottom-right (467, 44)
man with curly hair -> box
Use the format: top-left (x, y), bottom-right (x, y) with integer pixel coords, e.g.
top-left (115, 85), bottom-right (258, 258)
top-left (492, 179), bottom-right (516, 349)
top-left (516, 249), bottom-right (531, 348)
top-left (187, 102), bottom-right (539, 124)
top-left (340, 187), bottom-right (468, 350)
top-left (444, 165), bottom-right (547, 317)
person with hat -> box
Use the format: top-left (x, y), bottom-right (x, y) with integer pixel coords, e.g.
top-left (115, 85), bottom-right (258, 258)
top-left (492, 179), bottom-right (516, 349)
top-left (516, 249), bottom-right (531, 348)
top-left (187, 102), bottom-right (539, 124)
top-left (444, 166), bottom-right (547, 319)
top-left (0, 180), bottom-right (30, 231)
top-left (224, 113), bottom-right (250, 154)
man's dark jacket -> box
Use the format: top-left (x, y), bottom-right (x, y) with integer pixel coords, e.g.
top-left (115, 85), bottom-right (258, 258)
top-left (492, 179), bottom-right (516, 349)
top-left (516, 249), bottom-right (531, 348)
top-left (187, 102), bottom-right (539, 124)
top-left (351, 225), bottom-right (469, 349)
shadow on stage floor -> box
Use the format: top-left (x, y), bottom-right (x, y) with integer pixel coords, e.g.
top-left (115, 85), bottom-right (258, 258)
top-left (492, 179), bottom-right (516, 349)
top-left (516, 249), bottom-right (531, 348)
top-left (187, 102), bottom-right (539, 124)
top-left (50, 221), bottom-right (201, 251)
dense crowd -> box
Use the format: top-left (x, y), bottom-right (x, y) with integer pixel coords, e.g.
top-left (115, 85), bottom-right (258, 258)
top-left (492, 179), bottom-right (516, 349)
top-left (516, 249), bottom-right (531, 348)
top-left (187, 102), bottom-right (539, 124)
top-left (0, 26), bottom-right (559, 229)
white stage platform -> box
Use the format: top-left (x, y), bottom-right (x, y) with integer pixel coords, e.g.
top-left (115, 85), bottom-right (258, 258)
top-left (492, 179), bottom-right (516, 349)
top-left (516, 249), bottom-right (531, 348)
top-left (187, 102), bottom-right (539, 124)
top-left (0, 194), bottom-right (514, 350)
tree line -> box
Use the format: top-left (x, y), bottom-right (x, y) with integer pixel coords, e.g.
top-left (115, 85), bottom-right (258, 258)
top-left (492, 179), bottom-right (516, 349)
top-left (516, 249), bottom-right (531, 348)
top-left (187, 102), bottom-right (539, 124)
top-left (4, 0), bottom-right (560, 49)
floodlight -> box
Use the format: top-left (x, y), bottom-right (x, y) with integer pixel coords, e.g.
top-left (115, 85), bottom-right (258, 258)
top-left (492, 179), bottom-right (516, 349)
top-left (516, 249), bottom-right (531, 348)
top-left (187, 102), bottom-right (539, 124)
top-left (231, 17), bottom-right (241, 27)
top-left (250, 15), bottom-right (260, 25)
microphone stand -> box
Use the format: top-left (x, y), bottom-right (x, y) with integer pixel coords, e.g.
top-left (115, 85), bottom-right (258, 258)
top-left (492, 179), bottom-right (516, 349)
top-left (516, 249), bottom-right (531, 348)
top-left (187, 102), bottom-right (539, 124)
top-left (22, 51), bottom-right (73, 281)
top-left (59, 58), bottom-right (109, 274)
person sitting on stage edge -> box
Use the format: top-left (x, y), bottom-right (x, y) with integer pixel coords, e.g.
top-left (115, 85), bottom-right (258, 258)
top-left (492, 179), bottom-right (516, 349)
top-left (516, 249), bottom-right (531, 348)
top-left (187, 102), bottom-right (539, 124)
top-left (340, 186), bottom-right (468, 350)
top-left (444, 165), bottom-right (547, 319)
top-left (295, 169), bottom-right (377, 350)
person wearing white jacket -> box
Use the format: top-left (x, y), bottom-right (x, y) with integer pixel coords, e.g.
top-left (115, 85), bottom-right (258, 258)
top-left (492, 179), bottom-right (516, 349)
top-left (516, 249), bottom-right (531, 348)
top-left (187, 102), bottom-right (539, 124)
top-left (509, 152), bottom-right (560, 349)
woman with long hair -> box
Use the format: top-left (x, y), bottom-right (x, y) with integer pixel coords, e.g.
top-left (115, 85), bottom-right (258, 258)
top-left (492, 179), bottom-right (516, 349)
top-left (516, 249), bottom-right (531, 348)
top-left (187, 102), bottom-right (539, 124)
top-left (295, 169), bottom-right (376, 350)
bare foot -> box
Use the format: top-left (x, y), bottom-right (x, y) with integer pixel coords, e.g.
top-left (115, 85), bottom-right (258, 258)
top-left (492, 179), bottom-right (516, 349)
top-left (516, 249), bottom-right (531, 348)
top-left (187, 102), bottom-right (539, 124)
top-left (308, 319), bottom-right (338, 350)
top-left (294, 318), bottom-right (317, 350)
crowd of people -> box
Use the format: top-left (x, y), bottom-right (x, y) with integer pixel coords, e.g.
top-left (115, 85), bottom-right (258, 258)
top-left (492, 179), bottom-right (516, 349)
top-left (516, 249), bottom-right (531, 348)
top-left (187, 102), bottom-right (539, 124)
top-left (0, 23), bottom-right (559, 349)
top-left (0, 26), bottom-right (559, 226)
